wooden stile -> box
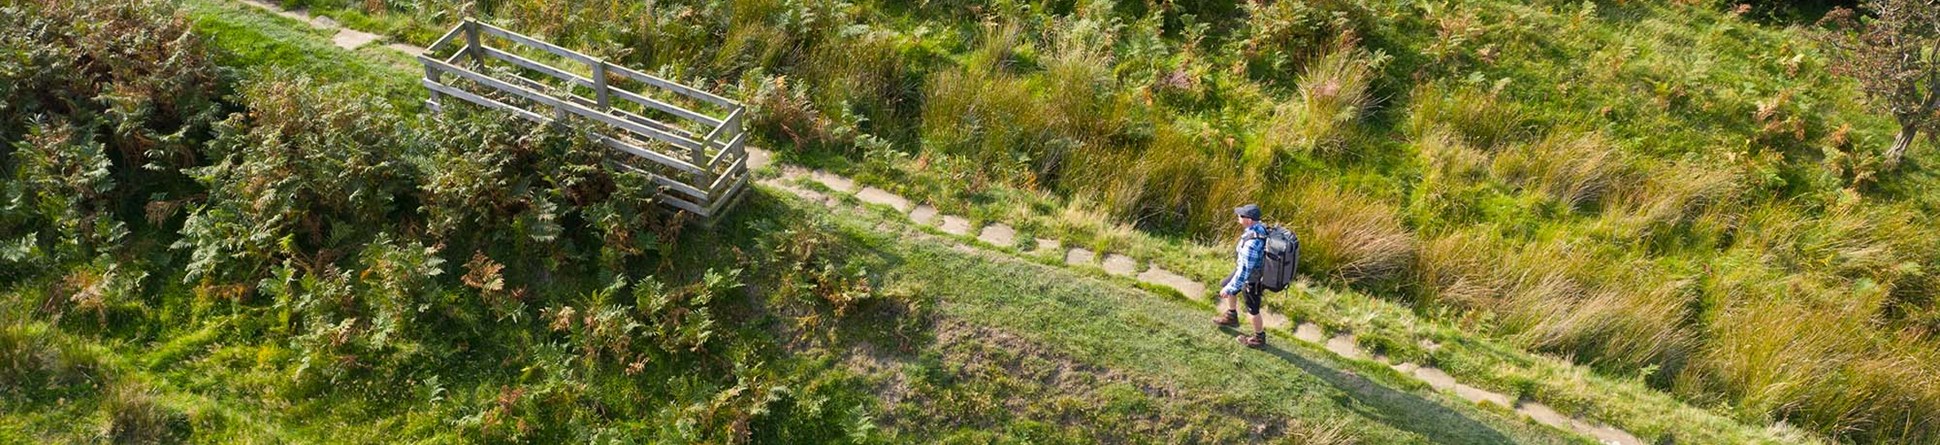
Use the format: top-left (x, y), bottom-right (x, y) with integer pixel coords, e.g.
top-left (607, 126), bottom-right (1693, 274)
top-left (419, 18), bottom-right (750, 219)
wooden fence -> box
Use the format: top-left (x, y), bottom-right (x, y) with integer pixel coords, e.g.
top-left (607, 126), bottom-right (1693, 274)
top-left (418, 18), bottom-right (750, 218)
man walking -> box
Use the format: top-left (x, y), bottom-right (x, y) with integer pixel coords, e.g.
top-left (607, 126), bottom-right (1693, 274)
top-left (1214, 204), bottom-right (1269, 348)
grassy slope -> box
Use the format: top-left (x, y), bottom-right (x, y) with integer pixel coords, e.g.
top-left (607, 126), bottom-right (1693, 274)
top-left (270, 0), bottom-right (1940, 441)
top-left (0, 0), bottom-right (1841, 443)
top-left (1, 2), bottom-right (1559, 442)
top-left (212, 0), bottom-right (1802, 442)
top-left (804, 200), bottom-right (1563, 443)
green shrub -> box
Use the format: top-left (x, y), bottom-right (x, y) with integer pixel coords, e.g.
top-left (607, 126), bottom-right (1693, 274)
top-left (1, 0), bottom-right (223, 268)
top-left (176, 74), bottom-right (417, 286)
top-left (1230, 0), bottom-right (1360, 86)
top-left (417, 112), bottom-right (670, 278)
top-left (0, 0), bottom-right (223, 173)
top-left (9, 122), bottom-right (127, 264)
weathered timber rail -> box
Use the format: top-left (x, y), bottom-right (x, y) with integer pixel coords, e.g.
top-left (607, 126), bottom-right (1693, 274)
top-left (418, 18), bottom-right (749, 218)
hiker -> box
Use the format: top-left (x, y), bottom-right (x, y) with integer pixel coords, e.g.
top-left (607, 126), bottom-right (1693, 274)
top-left (1215, 204), bottom-right (1270, 348)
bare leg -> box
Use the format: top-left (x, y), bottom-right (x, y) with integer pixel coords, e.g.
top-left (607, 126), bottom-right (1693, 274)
top-left (1251, 313), bottom-right (1264, 336)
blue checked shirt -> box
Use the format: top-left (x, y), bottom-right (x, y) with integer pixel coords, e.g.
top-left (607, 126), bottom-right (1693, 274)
top-left (1223, 223), bottom-right (1269, 295)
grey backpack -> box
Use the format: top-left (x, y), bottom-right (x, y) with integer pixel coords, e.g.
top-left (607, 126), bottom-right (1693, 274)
top-left (1245, 225), bottom-right (1300, 292)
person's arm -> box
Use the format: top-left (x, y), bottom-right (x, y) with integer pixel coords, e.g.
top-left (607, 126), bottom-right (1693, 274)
top-left (1221, 236), bottom-right (1266, 295)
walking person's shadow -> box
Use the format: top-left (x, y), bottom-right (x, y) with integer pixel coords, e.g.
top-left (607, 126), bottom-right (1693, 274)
top-left (1222, 327), bottom-right (1526, 445)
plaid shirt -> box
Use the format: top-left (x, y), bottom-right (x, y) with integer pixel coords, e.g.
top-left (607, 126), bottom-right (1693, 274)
top-left (1223, 223), bottom-right (1269, 295)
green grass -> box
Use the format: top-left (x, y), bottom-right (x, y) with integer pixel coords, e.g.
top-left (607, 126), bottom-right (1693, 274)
top-left (13, 0), bottom-right (1940, 442)
top-left (179, 0), bottom-right (421, 110)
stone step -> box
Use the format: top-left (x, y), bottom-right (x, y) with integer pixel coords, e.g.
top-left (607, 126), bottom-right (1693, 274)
top-left (856, 186), bottom-right (910, 212)
top-left (1135, 266), bottom-right (1204, 300)
top-left (910, 205), bottom-right (939, 225)
top-left (1293, 323), bottom-right (1326, 343)
top-left (1033, 238), bottom-right (1060, 253)
top-left (808, 170), bottom-right (856, 192)
top-left (1101, 253), bottom-right (1137, 276)
top-left (1065, 247), bottom-right (1096, 266)
top-left (332, 28), bottom-right (380, 50)
top-left (1325, 333), bottom-right (1365, 360)
top-left (978, 223), bottom-right (1016, 247)
top-left (938, 215), bottom-right (971, 235)
top-left (1454, 382), bottom-right (1513, 408)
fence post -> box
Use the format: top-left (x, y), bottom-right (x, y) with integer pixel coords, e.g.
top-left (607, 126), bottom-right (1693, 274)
top-left (424, 64), bottom-right (443, 113)
top-left (729, 107), bottom-right (744, 144)
top-left (464, 20), bottom-right (482, 64)
top-left (693, 134), bottom-right (713, 188)
top-left (591, 59), bottom-right (611, 111)
top-left (731, 108), bottom-right (745, 160)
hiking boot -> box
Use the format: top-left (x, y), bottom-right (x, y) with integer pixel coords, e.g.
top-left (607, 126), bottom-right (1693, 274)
top-left (1236, 333), bottom-right (1266, 348)
top-left (1212, 312), bottom-right (1240, 328)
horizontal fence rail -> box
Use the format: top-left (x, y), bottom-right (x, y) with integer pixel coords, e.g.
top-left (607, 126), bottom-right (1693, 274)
top-left (419, 18), bottom-right (750, 219)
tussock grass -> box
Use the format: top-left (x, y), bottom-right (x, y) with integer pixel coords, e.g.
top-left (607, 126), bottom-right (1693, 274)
top-left (101, 383), bottom-right (192, 444)
top-left (1679, 265), bottom-right (1940, 442)
top-left (1417, 128), bottom-right (1490, 188)
top-left (1416, 232), bottom-right (1694, 374)
top-left (1272, 181), bottom-right (1415, 286)
top-left (803, 29), bottom-right (918, 142)
top-left (0, 322), bottom-right (104, 397)
top-left (1599, 158), bottom-right (1747, 242)
top-left (1405, 84), bottom-right (1524, 151)
top-left (1266, 44), bottom-right (1380, 157)
top-left (1507, 274), bottom-right (1695, 377)
top-left (1734, 199), bottom-right (1934, 284)
top-left (1490, 131), bottom-right (1632, 212)
top-left (920, 57), bottom-right (1043, 182)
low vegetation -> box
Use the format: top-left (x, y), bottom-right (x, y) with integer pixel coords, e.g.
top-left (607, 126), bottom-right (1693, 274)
top-left (9, 0), bottom-right (1940, 442)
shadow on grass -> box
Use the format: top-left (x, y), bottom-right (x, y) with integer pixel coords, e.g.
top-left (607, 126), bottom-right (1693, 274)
top-left (1241, 331), bottom-right (1522, 445)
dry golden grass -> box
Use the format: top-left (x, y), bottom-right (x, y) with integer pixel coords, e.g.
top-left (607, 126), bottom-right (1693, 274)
top-left (1417, 231), bottom-right (1695, 372)
top-left (1271, 181), bottom-right (1415, 286)
top-left (1597, 158), bottom-right (1747, 240)
top-left (1490, 131), bottom-right (1632, 212)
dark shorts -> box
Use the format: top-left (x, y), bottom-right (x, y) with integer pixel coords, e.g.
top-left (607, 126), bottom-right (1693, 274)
top-left (1220, 276), bottom-right (1264, 315)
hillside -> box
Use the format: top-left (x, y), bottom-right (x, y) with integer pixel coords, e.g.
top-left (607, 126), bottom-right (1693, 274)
top-left (3, 0), bottom-right (1937, 443)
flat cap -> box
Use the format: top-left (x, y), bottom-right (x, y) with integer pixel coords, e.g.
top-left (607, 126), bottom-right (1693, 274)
top-left (1234, 204), bottom-right (1261, 220)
